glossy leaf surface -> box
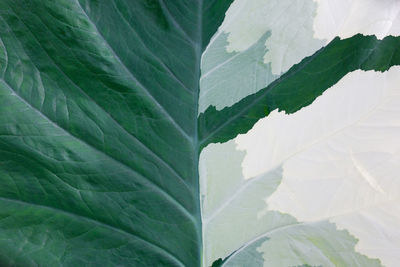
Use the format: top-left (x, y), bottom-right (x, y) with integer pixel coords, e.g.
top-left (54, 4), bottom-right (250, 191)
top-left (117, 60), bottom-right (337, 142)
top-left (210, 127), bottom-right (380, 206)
top-left (1, 0), bottom-right (400, 266)
top-left (0, 0), bottom-right (231, 266)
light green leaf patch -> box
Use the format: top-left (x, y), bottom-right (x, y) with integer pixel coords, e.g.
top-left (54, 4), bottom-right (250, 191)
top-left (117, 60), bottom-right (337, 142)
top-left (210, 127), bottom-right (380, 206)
top-left (201, 67), bottom-right (400, 266)
top-left (199, 32), bottom-right (276, 113)
top-left (200, 139), bottom-right (294, 266)
top-left (200, 139), bottom-right (383, 267)
top-left (199, 0), bottom-right (325, 112)
top-left (225, 221), bottom-right (381, 267)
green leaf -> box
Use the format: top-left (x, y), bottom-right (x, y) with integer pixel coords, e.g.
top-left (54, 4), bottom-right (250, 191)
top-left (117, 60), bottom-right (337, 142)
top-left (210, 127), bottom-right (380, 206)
top-left (1, 0), bottom-right (400, 266)
top-left (0, 0), bottom-right (232, 266)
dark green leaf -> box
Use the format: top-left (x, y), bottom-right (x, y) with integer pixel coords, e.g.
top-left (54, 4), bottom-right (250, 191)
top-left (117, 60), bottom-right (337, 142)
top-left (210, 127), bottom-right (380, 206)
top-left (0, 0), bottom-right (232, 266)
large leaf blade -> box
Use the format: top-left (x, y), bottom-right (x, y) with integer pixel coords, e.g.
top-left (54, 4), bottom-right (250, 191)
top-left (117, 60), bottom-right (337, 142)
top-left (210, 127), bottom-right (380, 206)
top-left (0, 0), bottom-right (232, 265)
top-left (2, 0), bottom-right (400, 266)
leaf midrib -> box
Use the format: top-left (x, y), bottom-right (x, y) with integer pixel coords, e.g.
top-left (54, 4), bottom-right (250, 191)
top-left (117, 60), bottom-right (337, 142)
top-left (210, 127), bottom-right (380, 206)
top-left (194, 1), bottom-right (204, 267)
